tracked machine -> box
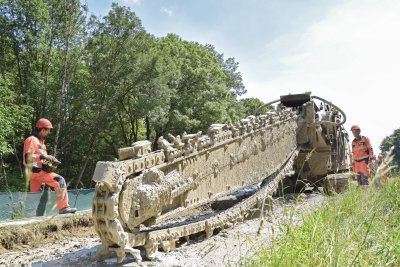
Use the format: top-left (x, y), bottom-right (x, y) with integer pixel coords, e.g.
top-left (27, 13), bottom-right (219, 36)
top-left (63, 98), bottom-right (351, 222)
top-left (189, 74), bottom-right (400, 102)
top-left (92, 92), bottom-right (351, 262)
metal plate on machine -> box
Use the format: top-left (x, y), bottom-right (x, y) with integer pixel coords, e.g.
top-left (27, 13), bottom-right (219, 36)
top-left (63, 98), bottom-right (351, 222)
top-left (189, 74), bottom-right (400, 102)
top-left (280, 93), bottom-right (311, 107)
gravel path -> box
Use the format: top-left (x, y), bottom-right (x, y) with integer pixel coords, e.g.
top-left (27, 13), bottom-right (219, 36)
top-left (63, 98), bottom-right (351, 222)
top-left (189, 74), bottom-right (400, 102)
top-left (0, 193), bottom-right (324, 267)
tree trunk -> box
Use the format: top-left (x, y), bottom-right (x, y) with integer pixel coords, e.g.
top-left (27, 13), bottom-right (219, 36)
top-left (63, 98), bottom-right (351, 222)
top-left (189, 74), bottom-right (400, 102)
top-left (133, 117), bottom-right (138, 142)
top-left (74, 155), bottom-right (90, 189)
top-left (153, 129), bottom-right (162, 151)
top-left (12, 138), bottom-right (23, 177)
top-left (117, 111), bottom-right (129, 145)
top-left (53, 3), bottom-right (73, 156)
top-left (145, 116), bottom-right (151, 141)
top-left (73, 132), bottom-right (98, 188)
top-left (40, 2), bottom-right (56, 117)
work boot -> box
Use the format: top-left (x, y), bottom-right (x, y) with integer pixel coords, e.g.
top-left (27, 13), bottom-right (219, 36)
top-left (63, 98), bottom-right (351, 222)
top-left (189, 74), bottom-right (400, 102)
top-left (59, 206), bottom-right (77, 214)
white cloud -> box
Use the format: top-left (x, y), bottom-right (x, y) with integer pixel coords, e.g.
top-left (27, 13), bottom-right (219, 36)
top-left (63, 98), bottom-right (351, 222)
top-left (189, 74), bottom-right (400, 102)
top-left (244, 0), bottom-right (400, 152)
top-left (161, 7), bottom-right (174, 16)
top-left (120, 0), bottom-right (140, 5)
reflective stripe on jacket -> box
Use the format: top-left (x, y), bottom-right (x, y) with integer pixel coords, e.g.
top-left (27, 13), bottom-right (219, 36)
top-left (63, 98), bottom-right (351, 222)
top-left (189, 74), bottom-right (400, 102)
top-left (352, 136), bottom-right (373, 162)
top-left (23, 135), bottom-right (47, 168)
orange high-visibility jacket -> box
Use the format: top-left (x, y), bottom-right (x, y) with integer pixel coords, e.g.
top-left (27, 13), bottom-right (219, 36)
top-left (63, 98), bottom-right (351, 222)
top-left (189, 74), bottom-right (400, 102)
top-left (23, 135), bottom-right (48, 169)
top-left (351, 136), bottom-right (373, 163)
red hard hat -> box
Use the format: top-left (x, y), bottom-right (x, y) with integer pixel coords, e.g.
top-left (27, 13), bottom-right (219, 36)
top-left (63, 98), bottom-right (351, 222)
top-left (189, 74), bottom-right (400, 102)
top-left (36, 118), bottom-right (53, 129)
top-left (350, 125), bottom-right (360, 131)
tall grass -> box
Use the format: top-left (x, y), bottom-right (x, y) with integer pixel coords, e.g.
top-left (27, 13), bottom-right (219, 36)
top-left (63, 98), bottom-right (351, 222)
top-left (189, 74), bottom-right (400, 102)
top-left (243, 178), bottom-right (400, 266)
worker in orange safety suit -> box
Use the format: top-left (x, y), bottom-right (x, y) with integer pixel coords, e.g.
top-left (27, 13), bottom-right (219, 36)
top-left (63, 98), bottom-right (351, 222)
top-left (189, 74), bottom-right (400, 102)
top-left (23, 118), bottom-right (77, 214)
top-left (350, 125), bottom-right (375, 186)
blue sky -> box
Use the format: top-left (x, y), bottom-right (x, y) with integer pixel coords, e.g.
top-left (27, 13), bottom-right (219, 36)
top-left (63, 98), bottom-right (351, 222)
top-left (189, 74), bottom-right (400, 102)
top-left (85, 0), bottom-right (400, 153)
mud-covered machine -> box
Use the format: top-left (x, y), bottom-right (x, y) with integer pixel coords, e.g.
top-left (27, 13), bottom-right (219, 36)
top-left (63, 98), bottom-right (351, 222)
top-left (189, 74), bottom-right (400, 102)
top-left (91, 92), bottom-right (351, 262)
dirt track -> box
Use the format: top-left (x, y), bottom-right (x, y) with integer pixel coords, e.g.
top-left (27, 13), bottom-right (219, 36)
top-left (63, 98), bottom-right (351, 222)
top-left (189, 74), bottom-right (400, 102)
top-left (0, 193), bottom-right (324, 267)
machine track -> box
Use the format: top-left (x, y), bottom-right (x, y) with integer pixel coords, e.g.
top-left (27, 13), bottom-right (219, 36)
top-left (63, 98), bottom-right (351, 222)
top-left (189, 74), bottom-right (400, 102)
top-left (93, 149), bottom-right (298, 263)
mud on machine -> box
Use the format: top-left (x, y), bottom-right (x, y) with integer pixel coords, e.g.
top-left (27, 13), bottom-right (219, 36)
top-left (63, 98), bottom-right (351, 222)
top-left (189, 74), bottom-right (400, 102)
top-left (91, 92), bottom-right (351, 262)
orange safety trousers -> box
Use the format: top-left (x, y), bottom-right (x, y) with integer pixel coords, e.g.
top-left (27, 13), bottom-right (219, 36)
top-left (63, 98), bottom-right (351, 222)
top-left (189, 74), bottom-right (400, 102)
top-left (353, 161), bottom-right (370, 177)
top-left (29, 171), bottom-right (69, 210)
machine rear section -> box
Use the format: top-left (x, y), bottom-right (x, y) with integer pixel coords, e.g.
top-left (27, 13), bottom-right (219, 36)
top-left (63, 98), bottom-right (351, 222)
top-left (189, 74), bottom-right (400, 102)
top-left (278, 93), bottom-right (351, 192)
top-left (91, 92), bottom-right (351, 262)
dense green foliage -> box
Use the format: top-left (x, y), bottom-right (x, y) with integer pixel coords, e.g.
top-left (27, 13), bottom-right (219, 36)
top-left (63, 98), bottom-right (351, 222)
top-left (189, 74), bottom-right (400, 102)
top-left (239, 97), bottom-right (271, 116)
top-left (0, 77), bottom-right (32, 190)
top-left (0, 1), bottom-right (264, 191)
top-left (243, 179), bottom-right (400, 266)
top-left (380, 128), bottom-right (400, 172)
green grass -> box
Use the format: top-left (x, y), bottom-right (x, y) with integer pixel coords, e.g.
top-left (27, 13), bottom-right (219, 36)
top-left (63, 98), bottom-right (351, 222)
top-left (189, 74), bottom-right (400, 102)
top-left (242, 178), bottom-right (400, 267)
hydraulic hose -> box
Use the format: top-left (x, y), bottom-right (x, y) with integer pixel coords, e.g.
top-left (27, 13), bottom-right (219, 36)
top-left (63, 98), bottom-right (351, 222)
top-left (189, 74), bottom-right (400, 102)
top-left (253, 99), bottom-right (280, 116)
top-left (253, 94), bottom-right (347, 127)
top-left (311, 95), bottom-right (347, 126)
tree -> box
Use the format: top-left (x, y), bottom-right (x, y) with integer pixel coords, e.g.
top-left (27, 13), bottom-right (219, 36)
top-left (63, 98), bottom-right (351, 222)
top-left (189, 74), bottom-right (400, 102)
top-left (380, 128), bottom-right (400, 171)
top-left (147, 34), bottom-right (246, 148)
top-left (205, 45), bottom-right (246, 97)
top-left (239, 97), bottom-right (270, 116)
top-left (0, 75), bottom-right (32, 191)
top-left (51, 0), bottom-right (88, 156)
top-left (1, 0), bottom-right (54, 119)
top-left (66, 3), bottom-right (149, 187)
top-left (0, 0), bottom-right (261, 191)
